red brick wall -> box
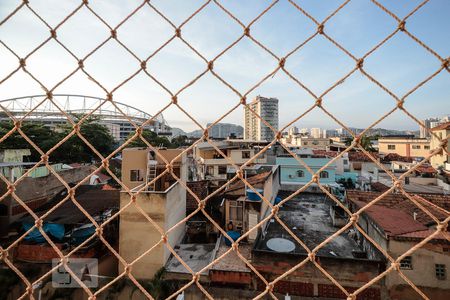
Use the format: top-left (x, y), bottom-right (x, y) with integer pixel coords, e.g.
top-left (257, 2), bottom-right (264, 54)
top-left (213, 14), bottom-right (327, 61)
top-left (318, 284), bottom-right (380, 300)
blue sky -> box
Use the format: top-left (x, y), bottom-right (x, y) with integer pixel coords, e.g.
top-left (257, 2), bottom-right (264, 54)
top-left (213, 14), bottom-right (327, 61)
top-left (0, 0), bottom-right (449, 132)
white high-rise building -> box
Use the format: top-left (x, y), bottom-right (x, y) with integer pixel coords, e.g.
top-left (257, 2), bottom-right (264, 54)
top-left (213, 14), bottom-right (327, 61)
top-left (420, 116), bottom-right (450, 138)
top-left (288, 126), bottom-right (299, 136)
top-left (244, 96), bottom-right (279, 141)
top-left (310, 128), bottom-right (321, 139)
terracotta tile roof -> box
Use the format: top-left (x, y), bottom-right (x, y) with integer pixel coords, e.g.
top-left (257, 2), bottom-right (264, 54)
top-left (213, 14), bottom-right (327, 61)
top-left (414, 164), bottom-right (436, 174)
top-left (312, 150), bottom-right (380, 162)
top-left (396, 230), bottom-right (447, 240)
top-left (381, 153), bottom-right (413, 163)
top-left (346, 190), bottom-right (449, 226)
top-left (430, 121), bottom-right (450, 131)
top-left (370, 182), bottom-right (390, 192)
top-left (351, 200), bottom-right (428, 236)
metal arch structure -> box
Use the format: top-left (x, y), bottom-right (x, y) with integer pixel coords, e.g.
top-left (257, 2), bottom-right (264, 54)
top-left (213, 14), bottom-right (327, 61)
top-left (0, 94), bottom-right (171, 141)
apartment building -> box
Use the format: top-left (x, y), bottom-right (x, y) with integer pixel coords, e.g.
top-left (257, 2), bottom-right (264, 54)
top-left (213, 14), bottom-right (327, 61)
top-left (430, 122), bottom-right (450, 169)
top-left (193, 140), bottom-right (268, 184)
top-left (119, 147), bottom-right (187, 279)
top-left (244, 96), bottom-right (279, 141)
top-left (420, 116), bottom-right (450, 138)
top-left (378, 135), bottom-right (431, 158)
top-left (346, 191), bottom-right (450, 300)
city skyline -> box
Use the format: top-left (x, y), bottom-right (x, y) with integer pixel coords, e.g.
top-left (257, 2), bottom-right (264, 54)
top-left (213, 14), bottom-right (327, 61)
top-left (0, 0), bottom-right (449, 131)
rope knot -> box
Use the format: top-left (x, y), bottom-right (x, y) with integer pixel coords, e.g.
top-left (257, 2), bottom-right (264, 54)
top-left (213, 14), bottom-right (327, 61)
top-left (140, 61), bottom-right (147, 70)
top-left (110, 29), bottom-right (117, 39)
top-left (350, 214), bottom-right (359, 223)
top-left (106, 93), bottom-right (113, 101)
top-left (266, 282), bottom-right (274, 292)
top-left (161, 234), bottom-right (168, 243)
top-left (356, 58), bottom-right (364, 69)
top-left (7, 184), bottom-right (15, 193)
top-left (244, 27), bottom-right (250, 36)
top-left (192, 273), bottom-right (200, 282)
top-left (0, 248), bottom-right (7, 260)
top-left (272, 205), bottom-right (279, 215)
top-left (175, 28), bottom-right (181, 37)
top-left (240, 96), bottom-right (246, 105)
top-left (397, 100), bottom-right (404, 109)
top-left (165, 163), bottom-right (173, 173)
top-left (394, 180), bottom-right (402, 189)
top-left (231, 242), bottom-right (239, 251)
top-left (73, 123), bottom-right (80, 132)
top-left (95, 227), bottom-right (103, 236)
top-left (41, 154), bottom-right (49, 163)
top-left (276, 131), bottom-right (282, 140)
top-left (279, 57), bottom-right (286, 68)
top-left (443, 57), bottom-right (450, 71)
top-left (198, 200), bottom-right (206, 209)
top-left (35, 218), bottom-right (43, 228)
top-left (82, 0), bottom-right (89, 4)
top-left (19, 58), bottom-right (26, 67)
top-left (312, 174), bottom-right (319, 183)
top-left (203, 129), bottom-right (209, 139)
top-left (124, 265), bottom-right (131, 275)
top-left (14, 120), bottom-right (22, 129)
top-left (392, 261), bottom-right (400, 271)
top-left (436, 222), bottom-right (447, 232)
top-left (317, 23), bottom-right (324, 34)
top-left (208, 61), bottom-right (214, 70)
top-left (315, 98), bottom-right (322, 107)
top-left (50, 29), bottom-right (57, 38)
top-left (102, 159), bottom-right (109, 169)
top-left (131, 194), bottom-right (137, 203)
top-left (439, 138), bottom-right (448, 148)
top-left (236, 169), bottom-right (244, 179)
top-left (398, 20), bottom-right (406, 31)
top-left (68, 188), bottom-right (75, 197)
top-left (347, 295), bottom-right (356, 300)
top-left (88, 296), bottom-right (96, 300)
top-left (308, 252), bottom-right (316, 261)
top-left (78, 59), bottom-right (84, 68)
top-left (171, 95), bottom-right (177, 104)
top-left (46, 91), bottom-right (53, 99)
top-left (22, 0), bottom-right (29, 4)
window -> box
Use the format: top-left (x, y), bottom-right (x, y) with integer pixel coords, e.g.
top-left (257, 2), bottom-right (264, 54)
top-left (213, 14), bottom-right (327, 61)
top-left (387, 145), bottom-right (396, 150)
top-left (435, 264), bottom-right (446, 280)
top-left (242, 151), bottom-right (250, 159)
top-left (218, 165), bottom-right (227, 175)
top-left (412, 145), bottom-right (421, 149)
top-left (296, 170), bottom-right (304, 177)
top-left (320, 171), bottom-right (329, 179)
top-left (400, 256), bottom-right (412, 269)
top-left (130, 170), bottom-right (143, 182)
top-left (304, 142), bottom-right (308, 145)
top-left (206, 166), bottom-right (214, 175)
top-left (424, 145), bottom-right (430, 150)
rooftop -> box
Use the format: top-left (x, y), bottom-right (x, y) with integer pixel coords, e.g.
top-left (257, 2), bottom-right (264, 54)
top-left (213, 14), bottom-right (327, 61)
top-left (19, 185), bottom-right (119, 224)
top-left (254, 192), bottom-right (366, 260)
top-left (165, 244), bottom-right (216, 275)
top-left (346, 190), bottom-right (449, 227)
top-left (430, 121), bottom-right (450, 131)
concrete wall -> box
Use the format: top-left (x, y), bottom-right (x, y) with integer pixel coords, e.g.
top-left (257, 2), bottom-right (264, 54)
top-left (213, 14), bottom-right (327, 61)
top-left (119, 182), bottom-right (186, 279)
top-left (386, 240), bottom-right (450, 291)
top-left (276, 157), bottom-right (336, 184)
top-left (430, 128), bottom-right (450, 168)
top-left (121, 148), bottom-right (148, 189)
top-left (379, 138), bottom-right (430, 157)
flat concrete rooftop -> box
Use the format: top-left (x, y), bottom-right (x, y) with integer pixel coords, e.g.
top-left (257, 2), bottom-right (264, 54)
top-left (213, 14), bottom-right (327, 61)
top-left (254, 191), bottom-right (365, 260)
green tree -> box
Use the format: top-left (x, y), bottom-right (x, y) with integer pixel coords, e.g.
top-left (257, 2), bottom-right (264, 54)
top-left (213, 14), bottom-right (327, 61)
top-left (52, 116), bottom-right (116, 163)
top-left (126, 129), bottom-right (172, 148)
top-left (0, 121), bottom-right (58, 161)
top-left (344, 136), bottom-right (375, 152)
top-left (171, 135), bottom-right (190, 148)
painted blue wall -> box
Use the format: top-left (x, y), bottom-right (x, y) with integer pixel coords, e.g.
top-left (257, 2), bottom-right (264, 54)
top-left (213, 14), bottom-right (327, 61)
top-left (276, 157), bottom-right (336, 184)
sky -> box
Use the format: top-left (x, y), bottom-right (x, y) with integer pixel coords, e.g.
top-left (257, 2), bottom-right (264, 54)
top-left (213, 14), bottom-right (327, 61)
top-left (0, 0), bottom-right (449, 132)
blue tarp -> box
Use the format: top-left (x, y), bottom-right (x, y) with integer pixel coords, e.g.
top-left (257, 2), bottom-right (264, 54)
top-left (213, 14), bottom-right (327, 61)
top-left (22, 222), bottom-right (65, 243)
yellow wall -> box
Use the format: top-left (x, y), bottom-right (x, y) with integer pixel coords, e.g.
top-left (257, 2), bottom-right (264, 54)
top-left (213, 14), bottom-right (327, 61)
top-left (430, 129), bottom-right (450, 168)
top-left (378, 138), bottom-right (430, 157)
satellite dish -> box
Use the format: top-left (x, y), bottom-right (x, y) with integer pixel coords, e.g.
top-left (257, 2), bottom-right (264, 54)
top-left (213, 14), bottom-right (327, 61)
top-left (266, 238), bottom-right (295, 253)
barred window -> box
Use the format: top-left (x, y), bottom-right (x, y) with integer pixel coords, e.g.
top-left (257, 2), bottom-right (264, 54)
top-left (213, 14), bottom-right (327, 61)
top-left (435, 264), bottom-right (446, 280)
top-left (400, 256), bottom-right (413, 270)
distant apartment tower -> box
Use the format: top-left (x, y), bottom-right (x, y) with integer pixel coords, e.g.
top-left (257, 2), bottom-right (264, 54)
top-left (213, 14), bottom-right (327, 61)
top-left (244, 96), bottom-right (279, 141)
top-left (207, 123), bottom-right (244, 139)
top-left (288, 126), bottom-right (299, 136)
top-left (310, 127), bottom-right (321, 138)
top-left (420, 116), bottom-right (449, 138)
